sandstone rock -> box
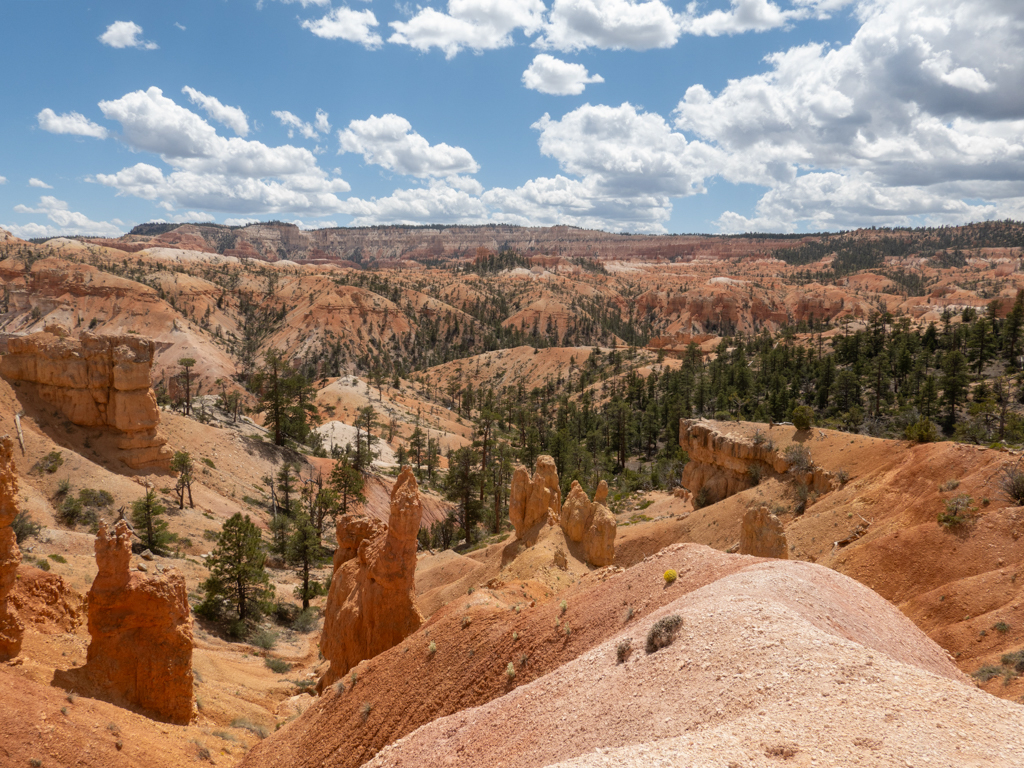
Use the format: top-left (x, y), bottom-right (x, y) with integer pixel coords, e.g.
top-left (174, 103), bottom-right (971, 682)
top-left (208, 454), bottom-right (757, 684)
top-left (553, 547), bottom-right (568, 570)
top-left (557, 480), bottom-right (617, 567)
top-left (0, 436), bottom-right (24, 660)
top-left (320, 467), bottom-right (424, 689)
top-left (63, 520), bottom-right (194, 723)
top-left (739, 506), bottom-right (789, 559)
top-left (333, 514), bottom-right (386, 571)
top-left (8, 567), bottom-right (85, 635)
top-left (509, 455), bottom-right (561, 538)
top-left (0, 331), bottom-right (171, 469)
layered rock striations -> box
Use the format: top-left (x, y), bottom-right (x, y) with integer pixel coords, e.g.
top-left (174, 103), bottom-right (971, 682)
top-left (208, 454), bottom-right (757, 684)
top-left (71, 520), bottom-right (194, 722)
top-left (680, 419), bottom-right (837, 506)
top-left (559, 480), bottom-right (616, 566)
top-left (320, 467), bottom-right (424, 688)
top-left (509, 455), bottom-right (561, 539)
top-left (0, 330), bottom-right (172, 469)
top-left (0, 436), bottom-right (24, 660)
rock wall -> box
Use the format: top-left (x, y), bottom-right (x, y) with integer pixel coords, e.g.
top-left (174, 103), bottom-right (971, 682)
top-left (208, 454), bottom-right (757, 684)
top-left (680, 419), bottom-right (837, 506)
top-left (559, 480), bottom-right (617, 566)
top-left (0, 436), bottom-right (24, 660)
top-left (69, 520), bottom-right (194, 723)
top-left (320, 467), bottom-right (424, 688)
top-left (333, 514), bottom-right (386, 571)
top-left (509, 455), bottom-right (561, 539)
top-left (0, 330), bottom-right (172, 469)
top-left (739, 506), bottom-right (789, 559)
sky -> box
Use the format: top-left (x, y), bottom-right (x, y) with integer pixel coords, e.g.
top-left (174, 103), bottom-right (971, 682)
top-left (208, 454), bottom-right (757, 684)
top-left (0, 0), bottom-right (1022, 238)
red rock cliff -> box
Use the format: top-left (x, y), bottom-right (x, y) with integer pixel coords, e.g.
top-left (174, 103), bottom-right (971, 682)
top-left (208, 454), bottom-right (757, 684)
top-left (0, 436), bottom-right (24, 660)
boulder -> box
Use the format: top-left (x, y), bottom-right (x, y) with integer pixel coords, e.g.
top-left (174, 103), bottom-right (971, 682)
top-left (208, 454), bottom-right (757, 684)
top-left (739, 506), bottom-right (789, 559)
top-left (319, 467), bottom-right (424, 689)
top-left (0, 436), bottom-right (24, 660)
top-left (64, 520), bottom-right (194, 723)
top-left (557, 479), bottom-right (617, 567)
top-left (0, 331), bottom-right (172, 469)
top-left (509, 455), bottom-right (561, 537)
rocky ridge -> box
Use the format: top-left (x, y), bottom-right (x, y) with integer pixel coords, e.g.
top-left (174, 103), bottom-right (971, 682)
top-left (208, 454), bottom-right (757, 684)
top-left (0, 435), bottom-right (24, 660)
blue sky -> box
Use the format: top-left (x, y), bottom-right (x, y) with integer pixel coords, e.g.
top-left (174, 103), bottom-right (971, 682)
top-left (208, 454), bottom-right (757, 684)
top-left (1, 0), bottom-right (1022, 238)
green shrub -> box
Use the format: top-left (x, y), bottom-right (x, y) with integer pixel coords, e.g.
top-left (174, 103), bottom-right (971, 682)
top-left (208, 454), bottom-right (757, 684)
top-left (791, 405), bottom-right (815, 431)
top-left (939, 479), bottom-right (960, 492)
top-left (645, 614), bottom-right (683, 654)
top-left (939, 494), bottom-right (976, 528)
top-left (1001, 649), bottom-right (1024, 674)
top-left (505, 662), bottom-right (515, 680)
top-left (291, 607), bottom-right (319, 633)
top-left (993, 622), bottom-right (1011, 634)
top-left (999, 466), bottom-right (1024, 505)
top-left (47, 554), bottom-right (67, 564)
top-left (782, 444), bottom-right (812, 472)
top-left (972, 664), bottom-right (1004, 682)
top-left (230, 719), bottom-right (268, 739)
top-left (35, 451), bottom-right (64, 474)
top-left (203, 457), bottom-right (216, 469)
top-left (250, 628), bottom-right (278, 650)
top-left (55, 478), bottom-right (71, 498)
top-left (78, 488), bottom-right (114, 508)
top-left (746, 463), bottom-right (762, 485)
top-left (906, 417), bottom-right (939, 443)
top-left (559, 599), bottom-right (567, 615)
top-left (35, 558), bottom-right (51, 572)
top-left (361, 702), bottom-right (372, 721)
top-left (264, 657), bottom-right (289, 674)
top-left (12, 511), bottom-right (42, 544)
top-left (428, 640), bottom-right (437, 656)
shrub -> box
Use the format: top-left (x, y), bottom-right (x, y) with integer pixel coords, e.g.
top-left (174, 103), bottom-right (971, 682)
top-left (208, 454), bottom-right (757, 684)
top-left (999, 466), bottom-right (1024, 505)
top-left (35, 558), bottom-right (50, 572)
top-left (55, 478), bottom-right (71, 498)
top-left (693, 487), bottom-right (710, 510)
top-left (1001, 649), bottom-right (1024, 674)
top-left (972, 664), bottom-right (1004, 683)
top-left (230, 719), bottom-right (268, 739)
top-left (663, 569), bottom-right (678, 585)
top-left (791, 405), bottom-right (815, 431)
top-left (993, 622), bottom-right (1011, 634)
top-left (906, 417), bottom-right (939, 443)
top-left (746, 463), bottom-right (762, 485)
top-left (361, 702), bottom-right (372, 721)
top-left (250, 628), bottom-right (278, 650)
top-left (427, 641), bottom-right (437, 656)
top-left (203, 457), bottom-right (216, 469)
top-left (645, 614), bottom-right (683, 654)
top-left (939, 494), bottom-right (976, 528)
top-left (78, 488), bottom-right (114, 508)
top-left (782, 444), bottom-right (812, 473)
top-left (264, 657), bottom-right (289, 674)
top-left (35, 451), bottom-right (63, 474)
top-left (461, 615), bottom-right (472, 629)
top-left (292, 607), bottom-right (319, 633)
top-left (835, 467), bottom-right (850, 484)
top-left (47, 554), bottom-right (67, 564)
top-left (12, 511), bottom-right (42, 544)
top-left (560, 599), bottom-right (568, 615)
top-left (505, 662), bottom-right (516, 680)
top-left (751, 428), bottom-right (768, 446)
top-left (939, 479), bottom-right (960, 492)
top-left (616, 638), bottom-right (633, 664)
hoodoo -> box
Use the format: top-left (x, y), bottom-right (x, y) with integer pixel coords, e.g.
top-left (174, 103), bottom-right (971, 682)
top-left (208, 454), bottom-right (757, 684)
top-left (0, 436), bottom-right (24, 660)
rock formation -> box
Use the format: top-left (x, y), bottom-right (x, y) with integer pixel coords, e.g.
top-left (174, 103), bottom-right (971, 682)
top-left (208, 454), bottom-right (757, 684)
top-left (559, 480), bottom-right (617, 566)
top-left (320, 467), bottom-right (424, 688)
top-left (739, 506), bottom-right (789, 559)
top-left (509, 455), bottom-right (561, 538)
top-left (0, 330), bottom-right (172, 469)
top-left (333, 513), bottom-right (386, 571)
top-left (69, 520), bottom-right (194, 723)
top-left (0, 436), bottom-right (24, 660)
top-left (680, 419), bottom-right (836, 506)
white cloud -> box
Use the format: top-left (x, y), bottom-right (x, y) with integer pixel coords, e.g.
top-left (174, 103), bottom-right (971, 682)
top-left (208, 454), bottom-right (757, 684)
top-left (224, 217), bottom-right (261, 227)
top-left (389, 0), bottom-right (545, 58)
top-left (273, 109), bottom-right (331, 140)
top-left (536, 0), bottom-right (684, 52)
top-left (338, 114), bottom-right (479, 177)
top-left (37, 108), bottom-right (109, 139)
top-left (93, 87), bottom-right (350, 215)
top-left (99, 21), bottom-right (158, 50)
top-left (345, 177), bottom-right (490, 226)
top-left (522, 54), bottom-right (604, 95)
top-left (28, 178), bottom-right (53, 189)
top-left (301, 7), bottom-right (383, 48)
top-left (0, 177), bottom-right (6, 185)
top-left (672, 0), bottom-right (1024, 231)
top-left (174, 22), bottom-right (187, 31)
top-left (680, 0), bottom-right (805, 37)
top-left (182, 86), bottom-right (250, 136)
top-left (7, 196), bottom-right (123, 238)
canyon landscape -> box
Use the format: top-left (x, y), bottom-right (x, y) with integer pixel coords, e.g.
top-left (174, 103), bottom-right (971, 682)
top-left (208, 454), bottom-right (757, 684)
top-left (0, 220), bottom-right (1023, 766)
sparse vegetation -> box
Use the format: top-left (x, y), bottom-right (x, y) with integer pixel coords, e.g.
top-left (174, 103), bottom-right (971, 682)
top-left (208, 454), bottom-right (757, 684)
top-left (250, 628), bottom-right (278, 650)
top-left (939, 494), bottom-right (977, 528)
top-left (428, 641), bottom-right (437, 656)
top-left (231, 719), bottom-right (268, 739)
top-left (645, 614), bottom-right (683, 654)
top-left (999, 465), bottom-right (1024, 505)
top-left (35, 451), bottom-right (64, 474)
top-left (782, 443), bottom-right (812, 472)
top-left (264, 657), bottom-right (289, 673)
top-left (505, 662), bottom-right (515, 680)
top-left (12, 511), bottom-right (42, 544)
top-left (361, 702), bottom-right (372, 721)
top-left (663, 569), bottom-right (678, 585)
top-left (616, 638), bottom-right (633, 664)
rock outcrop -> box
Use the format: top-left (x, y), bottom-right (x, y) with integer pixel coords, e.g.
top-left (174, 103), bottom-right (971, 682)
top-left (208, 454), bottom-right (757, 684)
top-left (559, 480), bottom-right (617, 566)
top-left (0, 331), bottom-right (172, 469)
top-left (739, 506), bottom-right (789, 559)
top-left (69, 520), bottom-right (194, 722)
top-left (680, 419), bottom-right (836, 506)
top-left (0, 436), bottom-right (24, 660)
top-left (509, 455), bottom-right (561, 538)
top-left (333, 514), bottom-right (386, 571)
top-left (8, 567), bottom-right (85, 635)
top-left (320, 467), bottom-right (424, 688)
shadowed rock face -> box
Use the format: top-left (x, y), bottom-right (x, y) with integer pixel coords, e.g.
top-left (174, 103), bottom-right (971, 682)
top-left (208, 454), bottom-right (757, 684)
top-left (509, 455), bottom-right (561, 539)
top-left (0, 436), bottom-right (24, 660)
top-left (560, 480), bottom-right (616, 567)
top-left (740, 506), bottom-right (789, 559)
top-left (59, 521), bottom-right (194, 723)
top-left (0, 331), bottom-right (172, 469)
top-left (320, 467), bottom-right (424, 689)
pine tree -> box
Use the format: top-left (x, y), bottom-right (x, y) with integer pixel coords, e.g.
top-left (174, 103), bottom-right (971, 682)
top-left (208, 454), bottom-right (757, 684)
top-left (201, 514), bottom-right (274, 623)
top-left (329, 453), bottom-right (366, 515)
top-left (131, 488), bottom-right (176, 554)
top-left (287, 514), bottom-right (328, 610)
top-left (170, 451), bottom-right (195, 509)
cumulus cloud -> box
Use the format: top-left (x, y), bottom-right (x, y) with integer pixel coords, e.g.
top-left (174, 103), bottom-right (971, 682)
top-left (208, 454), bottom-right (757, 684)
top-left (536, 0), bottom-right (684, 52)
top-left (345, 177), bottom-right (489, 226)
top-left (522, 54), bottom-right (604, 95)
top-left (0, 177), bottom-right (6, 185)
top-left (29, 178), bottom-right (53, 189)
top-left (301, 7), bottom-right (383, 48)
top-left (671, 0), bottom-right (1024, 231)
top-left (389, 0), bottom-right (545, 58)
top-left (338, 114), bottom-right (479, 177)
top-left (37, 109), bottom-right (109, 139)
top-left (224, 217), bottom-right (261, 227)
top-left (680, 0), bottom-right (804, 37)
top-left (182, 87), bottom-right (250, 136)
top-left (92, 87), bottom-right (349, 215)
top-left (99, 21), bottom-right (158, 50)
top-left (7, 196), bottom-right (123, 238)
top-left (174, 22), bottom-right (187, 31)
top-left (273, 109), bottom-right (331, 140)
